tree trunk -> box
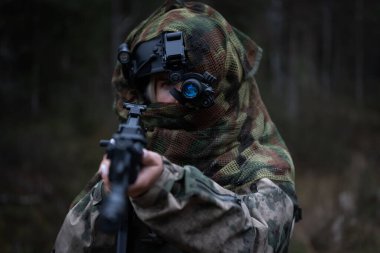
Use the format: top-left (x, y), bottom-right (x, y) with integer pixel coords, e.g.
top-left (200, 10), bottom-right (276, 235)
top-left (31, 0), bottom-right (41, 115)
top-left (287, 15), bottom-right (298, 121)
top-left (355, 0), bottom-right (364, 105)
top-left (320, 0), bottom-right (333, 98)
top-left (268, 0), bottom-right (285, 96)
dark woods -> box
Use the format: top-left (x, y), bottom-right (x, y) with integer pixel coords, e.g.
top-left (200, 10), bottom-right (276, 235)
top-left (0, 0), bottom-right (379, 252)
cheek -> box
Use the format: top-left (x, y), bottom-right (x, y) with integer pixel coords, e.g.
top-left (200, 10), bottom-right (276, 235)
top-left (145, 80), bottom-right (156, 103)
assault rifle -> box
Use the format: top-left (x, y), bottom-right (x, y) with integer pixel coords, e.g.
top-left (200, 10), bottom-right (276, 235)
top-left (99, 102), bottom-right (147, 253)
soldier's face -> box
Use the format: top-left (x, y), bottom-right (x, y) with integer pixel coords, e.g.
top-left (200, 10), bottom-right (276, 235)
top-left (144, 74), bottom-right (180, 104)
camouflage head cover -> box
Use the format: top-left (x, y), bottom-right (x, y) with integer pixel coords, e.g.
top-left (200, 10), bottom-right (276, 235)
top-left (112, 0), bottom-right (295, 191)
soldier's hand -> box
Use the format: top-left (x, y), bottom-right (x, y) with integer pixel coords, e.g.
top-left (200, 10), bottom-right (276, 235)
top-left (98, 149), bottom-right (164, 198)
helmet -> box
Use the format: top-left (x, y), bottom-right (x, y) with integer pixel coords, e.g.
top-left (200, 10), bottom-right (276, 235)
top-left (112, 1), bottom-right (295, 191)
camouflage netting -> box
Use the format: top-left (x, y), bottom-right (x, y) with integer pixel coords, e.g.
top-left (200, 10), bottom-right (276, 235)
top-left (111, 0), bottom-right (295, 191)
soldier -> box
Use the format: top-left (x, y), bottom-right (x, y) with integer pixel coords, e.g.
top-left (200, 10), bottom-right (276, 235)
top-left (53, 1), bottom-right (301, 252)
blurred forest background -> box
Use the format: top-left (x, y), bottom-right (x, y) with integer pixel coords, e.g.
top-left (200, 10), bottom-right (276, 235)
top-left (0, 0), bottom-right (379, 252)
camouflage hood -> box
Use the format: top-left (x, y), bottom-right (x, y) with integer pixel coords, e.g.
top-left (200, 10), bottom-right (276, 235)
top-left (112, 1), bottom-right (295, 191)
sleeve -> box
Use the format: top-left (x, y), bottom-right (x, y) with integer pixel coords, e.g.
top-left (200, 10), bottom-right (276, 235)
top-left (131, 158), bottom-right (295, 253)
top-left (52, 180), bottom-right (116, 253)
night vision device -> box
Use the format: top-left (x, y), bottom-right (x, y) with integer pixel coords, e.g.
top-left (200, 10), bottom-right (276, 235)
top-left (117, 31), bottom-right (216, 108)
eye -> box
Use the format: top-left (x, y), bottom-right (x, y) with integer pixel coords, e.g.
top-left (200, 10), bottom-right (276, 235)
top-left (156, 79), bottom-right (176, 90)
top-left (157, 79), bottom-right (169, 86)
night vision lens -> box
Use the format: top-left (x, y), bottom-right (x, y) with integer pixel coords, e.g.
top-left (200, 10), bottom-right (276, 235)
top-left (182, 80), bottom-right (200, 99)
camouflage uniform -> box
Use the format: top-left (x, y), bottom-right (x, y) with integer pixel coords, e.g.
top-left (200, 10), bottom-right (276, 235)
top-left (53, 1), bottom-right (300, 252)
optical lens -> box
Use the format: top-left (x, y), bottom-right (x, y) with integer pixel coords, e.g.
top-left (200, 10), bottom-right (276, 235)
top-left (118, 52), bottom-right (130, 64)
top-left (182, 81), bottom-right (199, 99)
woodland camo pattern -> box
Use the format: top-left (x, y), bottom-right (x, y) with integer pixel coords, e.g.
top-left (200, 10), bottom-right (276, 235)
top-left (53, 1), bottom-right (298, 252)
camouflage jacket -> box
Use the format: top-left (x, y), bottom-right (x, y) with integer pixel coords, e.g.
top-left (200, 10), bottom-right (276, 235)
top-left (53, 158), bottom-right (296, 253)
top-left (54, 2), bottom-right (300, 252)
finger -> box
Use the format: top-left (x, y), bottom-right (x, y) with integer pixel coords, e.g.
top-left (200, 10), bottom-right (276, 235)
top-left (98, 156), bottom-right (110, 176)
top-left (98, 156), bottom-right (111, 192)
top-left (128, 150), bottom-right (164, 197)
top-left (99, 163), bottom-right (109, 177)
top-left (141, 149), bottom-right (161, 166)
